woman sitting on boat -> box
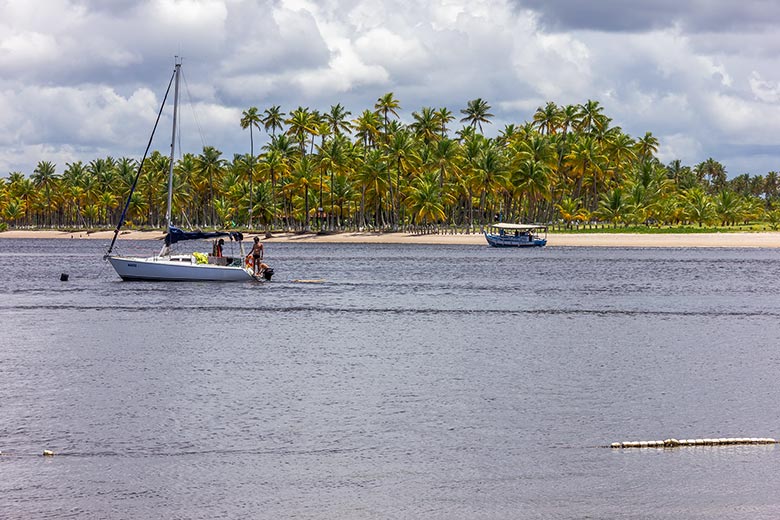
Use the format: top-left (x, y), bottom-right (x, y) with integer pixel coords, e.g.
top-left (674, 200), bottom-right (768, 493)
top-left (214, 238), bottom-right (224, 258)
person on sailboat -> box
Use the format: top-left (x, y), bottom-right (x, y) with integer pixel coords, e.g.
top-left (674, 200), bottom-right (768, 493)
top-left (248, 236), bottom-right (265, 275)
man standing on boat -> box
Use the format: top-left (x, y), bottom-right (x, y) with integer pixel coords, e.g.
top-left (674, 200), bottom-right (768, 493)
top-left (249, 236), bottom-right (264, 275)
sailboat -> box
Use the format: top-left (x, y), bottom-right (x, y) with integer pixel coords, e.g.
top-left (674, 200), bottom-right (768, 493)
top-left (104, 58), bottom-right (273, 282)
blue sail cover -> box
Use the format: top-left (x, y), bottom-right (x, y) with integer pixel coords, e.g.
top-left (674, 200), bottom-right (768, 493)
top-left (164, 227), bottom-right (244, 246)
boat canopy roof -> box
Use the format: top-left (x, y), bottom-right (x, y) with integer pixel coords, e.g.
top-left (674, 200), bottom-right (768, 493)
top-left (488, 223), bottom-right (547, 231)
top-left (164, 226), bottom-right (244, 246)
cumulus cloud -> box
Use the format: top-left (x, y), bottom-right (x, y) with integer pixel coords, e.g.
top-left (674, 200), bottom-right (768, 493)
top-left (0, 0), bottom-right (779, 177)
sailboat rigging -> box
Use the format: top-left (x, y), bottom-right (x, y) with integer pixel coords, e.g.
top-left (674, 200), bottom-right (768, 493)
top-left (104, 58), bottom-right (273, 282)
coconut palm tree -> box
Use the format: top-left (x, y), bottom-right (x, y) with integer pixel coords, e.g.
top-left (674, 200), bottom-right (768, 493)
top-left (576, 99), bottom-right (606, 134)
top-left (595, 188), bottom-right (625, 227)
top-left (533, 102), bottom-right (561, 135)
top-left (196, 146), bottom-right (225, 226)
top-left (97, 192), bottom-right (117, 225)
top-left (3, 197), bottom-right (26, 228)
top-left (695, 158), bottom-right (727, 194)
top-left (353, 148), bottom-right (389, 228)
top-left (287, 156), bottom-right (316, 230)
top-left (565, 135), bottom-right (605, 208)
top-left (31, 161), bottom-right (58, 226)
top-left (386, 128), bottom-right (418, 229)
top-left (353, 109), bottom-right (381, 150)
top-left (714, 189), bottom-right (743, 225)
top-left (324, 103), bottom-right (352, 136)
top-left (406, 171), bottom-right (446, 227)
top-left (262, 105), bottom-right (285, 137)
top-left (635, 132), bottom-right (659, 162)
top-left (764, 171), bottom-right (779, 201)
top-left (374, 92), bottom-right (401, 142)
top-left (410, 107), bottom-right (440, 145)
top-left (240, 106), bottom-right (262, 227)
top-left (555, 196), bottom-right (587, 228)
top-left (513, 159), bottom-right (552, 222)
top-left (435, 107), bottom-right (454, 137)
top-left (684, 187), bottom-right (714, 227)
top-left (286, 106), bottom-right (318, 156)
top-left (460, 98), bottom-right (494, 133)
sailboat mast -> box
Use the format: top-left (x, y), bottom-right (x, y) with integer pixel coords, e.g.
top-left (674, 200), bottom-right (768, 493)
top-left (165, 57), bottom-right (181, 230)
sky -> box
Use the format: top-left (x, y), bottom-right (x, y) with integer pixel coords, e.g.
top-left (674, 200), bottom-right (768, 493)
top-left (2, 0), bottom-right (780, 178)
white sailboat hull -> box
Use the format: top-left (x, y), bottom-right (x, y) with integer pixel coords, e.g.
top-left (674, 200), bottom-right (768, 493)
top-left (108, 255), bottom-right (256, 281)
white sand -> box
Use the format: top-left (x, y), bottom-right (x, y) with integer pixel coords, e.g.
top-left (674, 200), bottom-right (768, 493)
top-left (3, 229), bottom-right (780, 247)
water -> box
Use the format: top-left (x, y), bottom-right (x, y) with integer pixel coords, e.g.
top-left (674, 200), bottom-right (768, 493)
top-left (2, 238), bottom-right (780, 519)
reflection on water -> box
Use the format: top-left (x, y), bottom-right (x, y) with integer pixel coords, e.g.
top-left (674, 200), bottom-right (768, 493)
top-left (1, 238), bottom-right (780, 519)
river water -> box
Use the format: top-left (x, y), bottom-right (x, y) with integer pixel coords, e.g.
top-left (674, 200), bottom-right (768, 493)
top-left (1, 238), bottom-right (780, 519)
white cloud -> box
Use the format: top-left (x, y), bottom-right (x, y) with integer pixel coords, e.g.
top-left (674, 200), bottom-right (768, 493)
top-left (749, 71), bottom-right (780, 103)
top-left (657, 133), bottom-right (702, 165)
top-left (1, 0), bottom-right (779, 177)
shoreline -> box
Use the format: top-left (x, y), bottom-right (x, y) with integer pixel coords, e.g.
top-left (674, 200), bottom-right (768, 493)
top-left (4, 229), bottom-right (780, 247)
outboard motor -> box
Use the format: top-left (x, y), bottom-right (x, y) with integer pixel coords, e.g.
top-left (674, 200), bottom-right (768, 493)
top-left (262, 267), bottom-right (274, 281)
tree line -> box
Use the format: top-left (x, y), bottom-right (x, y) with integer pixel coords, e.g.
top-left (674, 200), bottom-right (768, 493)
top-left (3, 97), bottom-right (780, 232)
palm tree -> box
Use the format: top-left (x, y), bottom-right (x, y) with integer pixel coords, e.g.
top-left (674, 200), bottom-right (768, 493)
top-left (714, 189), bottom-right (743, 225)
top-left (555, 196), bottom-right (587, 228)
top-left (410, 107), bottom-right (440, 145)
top-left (353, 148), bottom-right (389, 228)
top-left (285, 106), bottom-right (318, 156)
top-left (98, 192), bottom-right (118, 225)
top-left (695, 158), bottom-right (727, 193)
top-left (468, 140), bottom-right (508, 226)
top-left (406, 171), bottom-right (446, 227)
top-left (577, 99), bottom-right (606, 134)
top-left (764, 171), bottom-right (779, 200)
top-left (595, 188), bottom-right (625, 227)
top-left (288, 156), bottom-right (316, 230)
top-left (513, 159), bottom-right (552, 222)
top-left (375, 92), bottom-right (401, 142)
top-left (31, 160), bottom-right (58, 227)
top-left (435, 107), bottom-right (455, 137)
top-left (565, 135), bottom-right (605, 208)
top-left (3, 197), bottom-right (26, 228)
top-left (386, 128), bottom-right (418, 229)
top-left (324, 103), bottom-right (352, 136)
top-left (604, 132), bottom-right (636, 185)
top-left (533, 102), bottom-right (561, 135)
top-left (196, 146), bottom-right (225, 226)
top-left (353, 109), bottom-right (380, 151)
top-left (460, 98), bottom-right (494, 133)
top-left (635, 131), bottom-right (659, 161)
top-left (262, 105), bottom-right (285, 137)
top-left (684, 187), bottom-right (714, 227)
top-left (433, 138), bottom-right (460, 189)
top-left (559, 104), bottom-right (580, 136)
top-left (317, 134), bottom-right (349, 230)
top-left (240, 106), bottom-right (262, 228)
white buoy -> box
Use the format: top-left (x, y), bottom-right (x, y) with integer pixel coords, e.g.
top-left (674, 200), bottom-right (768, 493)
top-left (43, 450), bottom-right (54, 457)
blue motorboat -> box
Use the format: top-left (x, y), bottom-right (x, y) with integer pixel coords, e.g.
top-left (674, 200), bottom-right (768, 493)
top-left (484, 223), bottom-right (547, 247)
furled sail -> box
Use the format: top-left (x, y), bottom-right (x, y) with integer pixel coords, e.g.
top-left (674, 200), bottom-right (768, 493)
top-left (164, 226), bottom-right (244, 246)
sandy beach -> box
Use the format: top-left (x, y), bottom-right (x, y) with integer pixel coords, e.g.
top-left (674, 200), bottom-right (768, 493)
top-left (3, 229), bottom-right (780, 247)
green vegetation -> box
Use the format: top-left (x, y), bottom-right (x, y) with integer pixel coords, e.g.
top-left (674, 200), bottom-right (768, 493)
top-left (2, 99), bottom-right (780, 233)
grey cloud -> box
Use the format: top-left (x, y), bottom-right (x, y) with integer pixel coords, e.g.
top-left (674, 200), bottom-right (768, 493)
top-left (513, 0), bottom-right (780, 33)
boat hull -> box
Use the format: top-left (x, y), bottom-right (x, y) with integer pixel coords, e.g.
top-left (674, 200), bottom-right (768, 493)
top-left (484, 232), bottom-right (547, 248)
top-left (108, 256), bottom-right (256, 281)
